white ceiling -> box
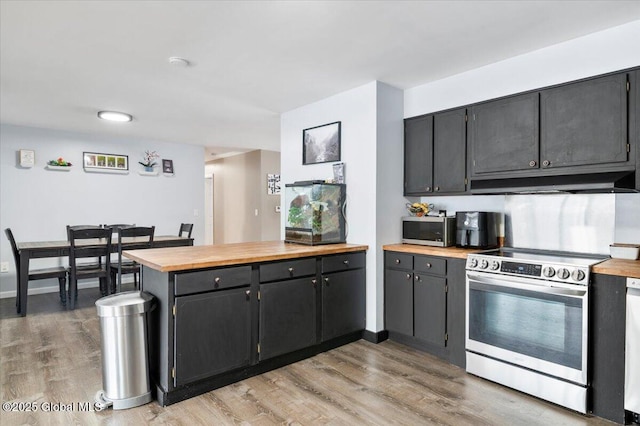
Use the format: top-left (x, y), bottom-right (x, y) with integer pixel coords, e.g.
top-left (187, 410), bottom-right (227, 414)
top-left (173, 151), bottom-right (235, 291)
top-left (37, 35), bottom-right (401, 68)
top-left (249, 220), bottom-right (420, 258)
top-left (2, 1), bottom-right (639, 155)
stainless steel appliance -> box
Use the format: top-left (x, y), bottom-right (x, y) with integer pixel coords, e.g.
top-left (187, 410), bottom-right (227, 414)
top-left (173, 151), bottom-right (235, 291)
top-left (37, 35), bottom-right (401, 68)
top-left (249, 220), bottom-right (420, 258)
top-left (625, 277), bottom-right (640, 421)
top-left (465, 248), bottom-right (606, 413)
top-left (402, 216), bottom-right (455, 247)
top-left (456, 212), bottom-right (500, 248)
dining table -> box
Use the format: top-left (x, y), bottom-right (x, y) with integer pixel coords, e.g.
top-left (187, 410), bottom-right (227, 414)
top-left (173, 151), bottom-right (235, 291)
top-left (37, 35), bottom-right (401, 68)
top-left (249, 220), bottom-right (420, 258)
top-left (15, 235), bottom-right (193, 316)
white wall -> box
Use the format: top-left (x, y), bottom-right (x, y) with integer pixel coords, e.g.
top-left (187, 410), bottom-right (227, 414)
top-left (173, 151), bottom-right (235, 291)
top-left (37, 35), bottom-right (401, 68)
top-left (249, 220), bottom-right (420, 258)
top-left (208, 149), bottom-right (281, 244)
top-left (280, 21), bottom-right (640, 334)
top-left (0, 123), bottom-right (205, 296)
top-left (260, 150), bottom-right (281, 241)
top-left (405, 20), bottom-right (640, 117)
top-left (404, 20), bottom-right (640, 238)
top-left (281, 81), bottom-right (404, 333)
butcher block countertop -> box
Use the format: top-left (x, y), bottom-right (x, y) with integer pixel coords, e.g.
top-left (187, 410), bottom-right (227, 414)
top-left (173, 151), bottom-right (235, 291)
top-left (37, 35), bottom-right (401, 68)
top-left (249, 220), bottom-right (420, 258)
top-left (593, 258), bottom-right (640, 278)
top-left (123, 240), bottom-right (369, 272)
top-left (382, 244), bottom-right (485, 259)
top-left (383, 243), bottom-right (640, 278)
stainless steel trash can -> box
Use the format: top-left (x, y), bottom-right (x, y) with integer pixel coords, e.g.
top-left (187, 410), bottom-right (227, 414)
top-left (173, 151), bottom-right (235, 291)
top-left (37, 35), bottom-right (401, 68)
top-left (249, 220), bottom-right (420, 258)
top-left (94, 291), bottom-right (154, 411)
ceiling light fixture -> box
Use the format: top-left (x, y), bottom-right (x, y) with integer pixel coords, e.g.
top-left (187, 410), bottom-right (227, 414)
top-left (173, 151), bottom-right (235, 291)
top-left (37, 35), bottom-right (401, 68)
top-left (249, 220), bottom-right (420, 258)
top-left (168, 57), bottom-right (190, 67)
top-left (97, 111), bottom-right (133, 122)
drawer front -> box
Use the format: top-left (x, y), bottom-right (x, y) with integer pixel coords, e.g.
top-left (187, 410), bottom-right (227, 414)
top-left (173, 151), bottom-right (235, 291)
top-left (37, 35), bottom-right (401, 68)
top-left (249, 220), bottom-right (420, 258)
top-left (385, 252), bottom-right (413, 271)
top-left (175, 265), bottom-right (252, 296)
top-left (322, 252), bottom-right (365, 274)
top-left (414, 255), bottom-right (446, 275)
top-left (259, 258), bottom-right (316, 283)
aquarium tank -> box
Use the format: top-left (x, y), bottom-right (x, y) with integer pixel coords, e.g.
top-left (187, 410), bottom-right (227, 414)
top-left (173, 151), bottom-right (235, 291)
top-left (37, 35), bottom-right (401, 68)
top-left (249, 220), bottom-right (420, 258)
top-left (285, 181), bottom-right (346, 245)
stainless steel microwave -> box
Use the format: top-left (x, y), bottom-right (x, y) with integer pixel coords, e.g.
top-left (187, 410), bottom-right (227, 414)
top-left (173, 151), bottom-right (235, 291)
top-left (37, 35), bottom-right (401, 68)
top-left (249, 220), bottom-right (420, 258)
top-left (402, 216), bottom-right (456, 247)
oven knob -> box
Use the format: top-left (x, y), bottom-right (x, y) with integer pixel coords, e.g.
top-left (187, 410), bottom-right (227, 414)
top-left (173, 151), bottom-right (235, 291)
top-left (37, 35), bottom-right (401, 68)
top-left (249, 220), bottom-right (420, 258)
top-left (572, 269), bottom-right (586, 281)
top-left (557, 268), bottom-right (570, 280)
top-left (480, 259), bottom-right (489, 269)
top-left (490, 260), bottom-right (500, 270)
top-left (543, 266), bottom-right (555, 277)
top-left (469, 258), bottom-right (478, 268)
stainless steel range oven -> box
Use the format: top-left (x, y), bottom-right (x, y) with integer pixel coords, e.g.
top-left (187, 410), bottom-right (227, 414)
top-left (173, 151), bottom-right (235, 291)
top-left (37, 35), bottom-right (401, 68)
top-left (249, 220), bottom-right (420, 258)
top-left (465, 249), bottom-right (606, 413)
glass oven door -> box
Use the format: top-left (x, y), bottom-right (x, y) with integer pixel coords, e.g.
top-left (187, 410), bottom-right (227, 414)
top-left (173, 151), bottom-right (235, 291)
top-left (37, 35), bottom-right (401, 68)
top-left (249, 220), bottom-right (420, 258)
top-left (466, 271), bottom-right (588, 385)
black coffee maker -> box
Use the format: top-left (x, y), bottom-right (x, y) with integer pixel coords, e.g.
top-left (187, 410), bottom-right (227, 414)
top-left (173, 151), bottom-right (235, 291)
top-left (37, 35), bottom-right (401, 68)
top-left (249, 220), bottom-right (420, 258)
top-left (456, 211), bottom-right (499, 248)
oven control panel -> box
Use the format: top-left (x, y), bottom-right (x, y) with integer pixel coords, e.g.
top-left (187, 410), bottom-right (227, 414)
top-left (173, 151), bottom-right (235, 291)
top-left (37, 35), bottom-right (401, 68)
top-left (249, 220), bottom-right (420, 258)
top-left (466, 254), bottom-right (591, 285)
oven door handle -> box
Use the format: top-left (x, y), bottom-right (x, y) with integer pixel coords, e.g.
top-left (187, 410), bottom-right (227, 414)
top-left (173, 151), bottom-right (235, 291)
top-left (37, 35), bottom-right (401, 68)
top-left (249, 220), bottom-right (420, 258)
top-left (467, 272), bottom-right (587, 298)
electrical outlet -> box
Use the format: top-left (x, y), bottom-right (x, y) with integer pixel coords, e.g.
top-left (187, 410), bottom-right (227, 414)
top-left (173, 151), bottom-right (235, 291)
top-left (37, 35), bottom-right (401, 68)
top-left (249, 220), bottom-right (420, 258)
top-left (194, 209), bottom-right (199, 217)
top-left (0, 261), bottom-right (9, 273)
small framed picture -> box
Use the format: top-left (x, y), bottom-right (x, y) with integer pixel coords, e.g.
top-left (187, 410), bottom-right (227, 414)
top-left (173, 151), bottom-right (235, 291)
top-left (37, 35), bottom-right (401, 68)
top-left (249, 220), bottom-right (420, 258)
top-left (303, 121), bottom-right (341, 165)
top-left (84, 152), bottom-right (128, 173)
top-left (162, 159), bottom-right (174, 175)
top-left (267, 173), bottom-right (281, 194)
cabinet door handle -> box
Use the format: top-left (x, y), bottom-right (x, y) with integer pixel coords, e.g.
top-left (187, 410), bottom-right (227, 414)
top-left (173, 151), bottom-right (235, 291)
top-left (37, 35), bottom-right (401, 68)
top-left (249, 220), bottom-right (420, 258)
top-left (414, 275), bottom-right (420, 281)
top-left (343, 259), bottom-right (349, 265)
top-left (529, 160), bottom-right (537, 167)
top-left (245, 290), bottom-right (251, 300)
top-left (395, 259), bottom-right (401, 264)
top-left (542, 160), bottom-right (550, 167)
top-left (425, 186), bottom-right (431, 192)
top-left (288, 267), bottom-right (294, 274)
top-left (311, 279), bottom-right (317, 287)
top-left (406, 273), bottom-right (411, 280)
top-left (435, 186), bottom-right (440, 192)
top-left (214, 277), bottom-right (220, 288)
top-left (324, 277), bottom-right (330, 286)
top-left (425, 263), bottom-right (432, 268)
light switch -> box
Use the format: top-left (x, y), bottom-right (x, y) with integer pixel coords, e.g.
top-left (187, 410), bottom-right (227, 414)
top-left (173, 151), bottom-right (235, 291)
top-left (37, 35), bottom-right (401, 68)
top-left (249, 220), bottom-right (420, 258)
top-left (0, 262), bottom-right (9, 273)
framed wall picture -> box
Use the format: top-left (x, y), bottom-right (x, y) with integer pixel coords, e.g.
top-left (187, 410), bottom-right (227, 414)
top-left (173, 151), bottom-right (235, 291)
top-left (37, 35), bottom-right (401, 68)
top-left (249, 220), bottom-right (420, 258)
top-left (302, 121), bottom-right (341, 165)
top-left (267, 173), bottom-right (281, 194)
top-left (162, 159), bottom-right (174, 175)
top-left (83, 152), bottom-right (128, 173)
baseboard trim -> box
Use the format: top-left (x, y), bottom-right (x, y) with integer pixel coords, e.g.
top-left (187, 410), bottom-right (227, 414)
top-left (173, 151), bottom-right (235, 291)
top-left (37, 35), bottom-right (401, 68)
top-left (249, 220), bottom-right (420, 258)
top-left (0, 277), bottom-right (135, 299)
top-left (362, 329), bottom-right (389, 344)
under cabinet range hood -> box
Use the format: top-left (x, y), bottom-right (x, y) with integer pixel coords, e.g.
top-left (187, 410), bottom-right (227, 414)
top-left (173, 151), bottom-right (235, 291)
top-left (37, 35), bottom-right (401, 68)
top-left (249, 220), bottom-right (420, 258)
top-left (470, 171), bottom-right (637, 194)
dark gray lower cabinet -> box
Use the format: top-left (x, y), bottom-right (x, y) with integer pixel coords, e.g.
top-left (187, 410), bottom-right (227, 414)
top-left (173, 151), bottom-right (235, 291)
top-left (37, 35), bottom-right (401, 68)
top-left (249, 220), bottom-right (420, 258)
top-left (174, 287), bottom-right (252, 386)
top-left (590, 273), bottom-right (626, 424)
top-left (322, 268), bottom-right (365, 342)
top-left (414, 274), bottom-right (446, 346)
top-left (384, 252), bottom-right (450, 352)
top-left (384, 251), bottom-right (466, 368)
top-left (259, 277), bottom-right (317, 360)
top-left (144, 250), bottom-right (366, 406)
top-left (385, 268), bottom-right (414, 335)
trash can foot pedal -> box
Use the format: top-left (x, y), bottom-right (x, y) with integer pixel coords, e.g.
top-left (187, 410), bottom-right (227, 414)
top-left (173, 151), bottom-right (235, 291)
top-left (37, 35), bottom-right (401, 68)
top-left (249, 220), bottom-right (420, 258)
top-left (94, 390), bottom-right (112, 412)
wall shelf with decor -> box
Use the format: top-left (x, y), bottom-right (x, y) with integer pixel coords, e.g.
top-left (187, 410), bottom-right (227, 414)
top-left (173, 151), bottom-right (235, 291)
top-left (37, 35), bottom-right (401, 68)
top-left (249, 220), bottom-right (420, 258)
top-left (138, 169), bottom-right (159, 176)
top-left (46, 165), bottom-right (72, 171)
top-left (84, 168), bottom-right (129, 175)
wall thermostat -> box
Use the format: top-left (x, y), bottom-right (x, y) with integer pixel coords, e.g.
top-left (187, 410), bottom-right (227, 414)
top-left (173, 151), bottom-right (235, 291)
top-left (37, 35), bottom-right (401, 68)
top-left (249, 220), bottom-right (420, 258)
top-left (19, 149), bottom-right (35, 168)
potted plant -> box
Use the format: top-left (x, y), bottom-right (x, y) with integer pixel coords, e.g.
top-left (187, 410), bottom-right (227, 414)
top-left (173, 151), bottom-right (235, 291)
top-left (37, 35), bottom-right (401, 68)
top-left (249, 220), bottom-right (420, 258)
top-left (46, 157), bottom-right (72, 170)
top-left (139, 150), bottom-right (159, 172)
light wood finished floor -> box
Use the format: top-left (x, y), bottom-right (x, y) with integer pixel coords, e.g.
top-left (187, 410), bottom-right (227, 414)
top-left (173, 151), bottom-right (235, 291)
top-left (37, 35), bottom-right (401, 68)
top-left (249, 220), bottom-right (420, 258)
top-left (1, 288), bottom-right (614, 425)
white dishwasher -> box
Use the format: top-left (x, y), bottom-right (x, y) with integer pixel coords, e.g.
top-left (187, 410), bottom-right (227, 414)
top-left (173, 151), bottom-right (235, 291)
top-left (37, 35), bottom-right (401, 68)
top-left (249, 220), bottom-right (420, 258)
top-left (626, 277), bottom-right (640, 422)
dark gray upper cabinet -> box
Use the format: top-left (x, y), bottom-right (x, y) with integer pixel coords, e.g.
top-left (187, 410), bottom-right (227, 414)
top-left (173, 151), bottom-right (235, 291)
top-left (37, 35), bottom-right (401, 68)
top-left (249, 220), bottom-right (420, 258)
top-left (404, 109), bottom-right (467, 195)
top-left (404, 115), bottom-right (433, 195)
top-left (632, 70), bottom-right (640, 190)
top-left (540, 73), bottom-right (628, 169)
top-left (433, 108), bottom-right (467, 193)
top-left (469, 92), bottom-right (539, 176)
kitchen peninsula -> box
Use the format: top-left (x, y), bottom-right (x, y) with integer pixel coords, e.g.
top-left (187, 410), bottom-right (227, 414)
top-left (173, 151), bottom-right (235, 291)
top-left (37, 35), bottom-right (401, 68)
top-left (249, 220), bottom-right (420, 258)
top-left (123, 241), bottom-right (368, 405)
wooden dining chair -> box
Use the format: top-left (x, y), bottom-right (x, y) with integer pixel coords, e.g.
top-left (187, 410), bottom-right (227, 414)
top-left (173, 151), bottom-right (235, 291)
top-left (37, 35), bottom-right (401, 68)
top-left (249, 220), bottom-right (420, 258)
top-left (67, 226), bottom-right (112, 310)
top-left (109, 226), bottom-right (155, 293)
top-left (4, 228), bottom-right (68, 315)
top-left (179, 223), bottom-right (193, 239)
